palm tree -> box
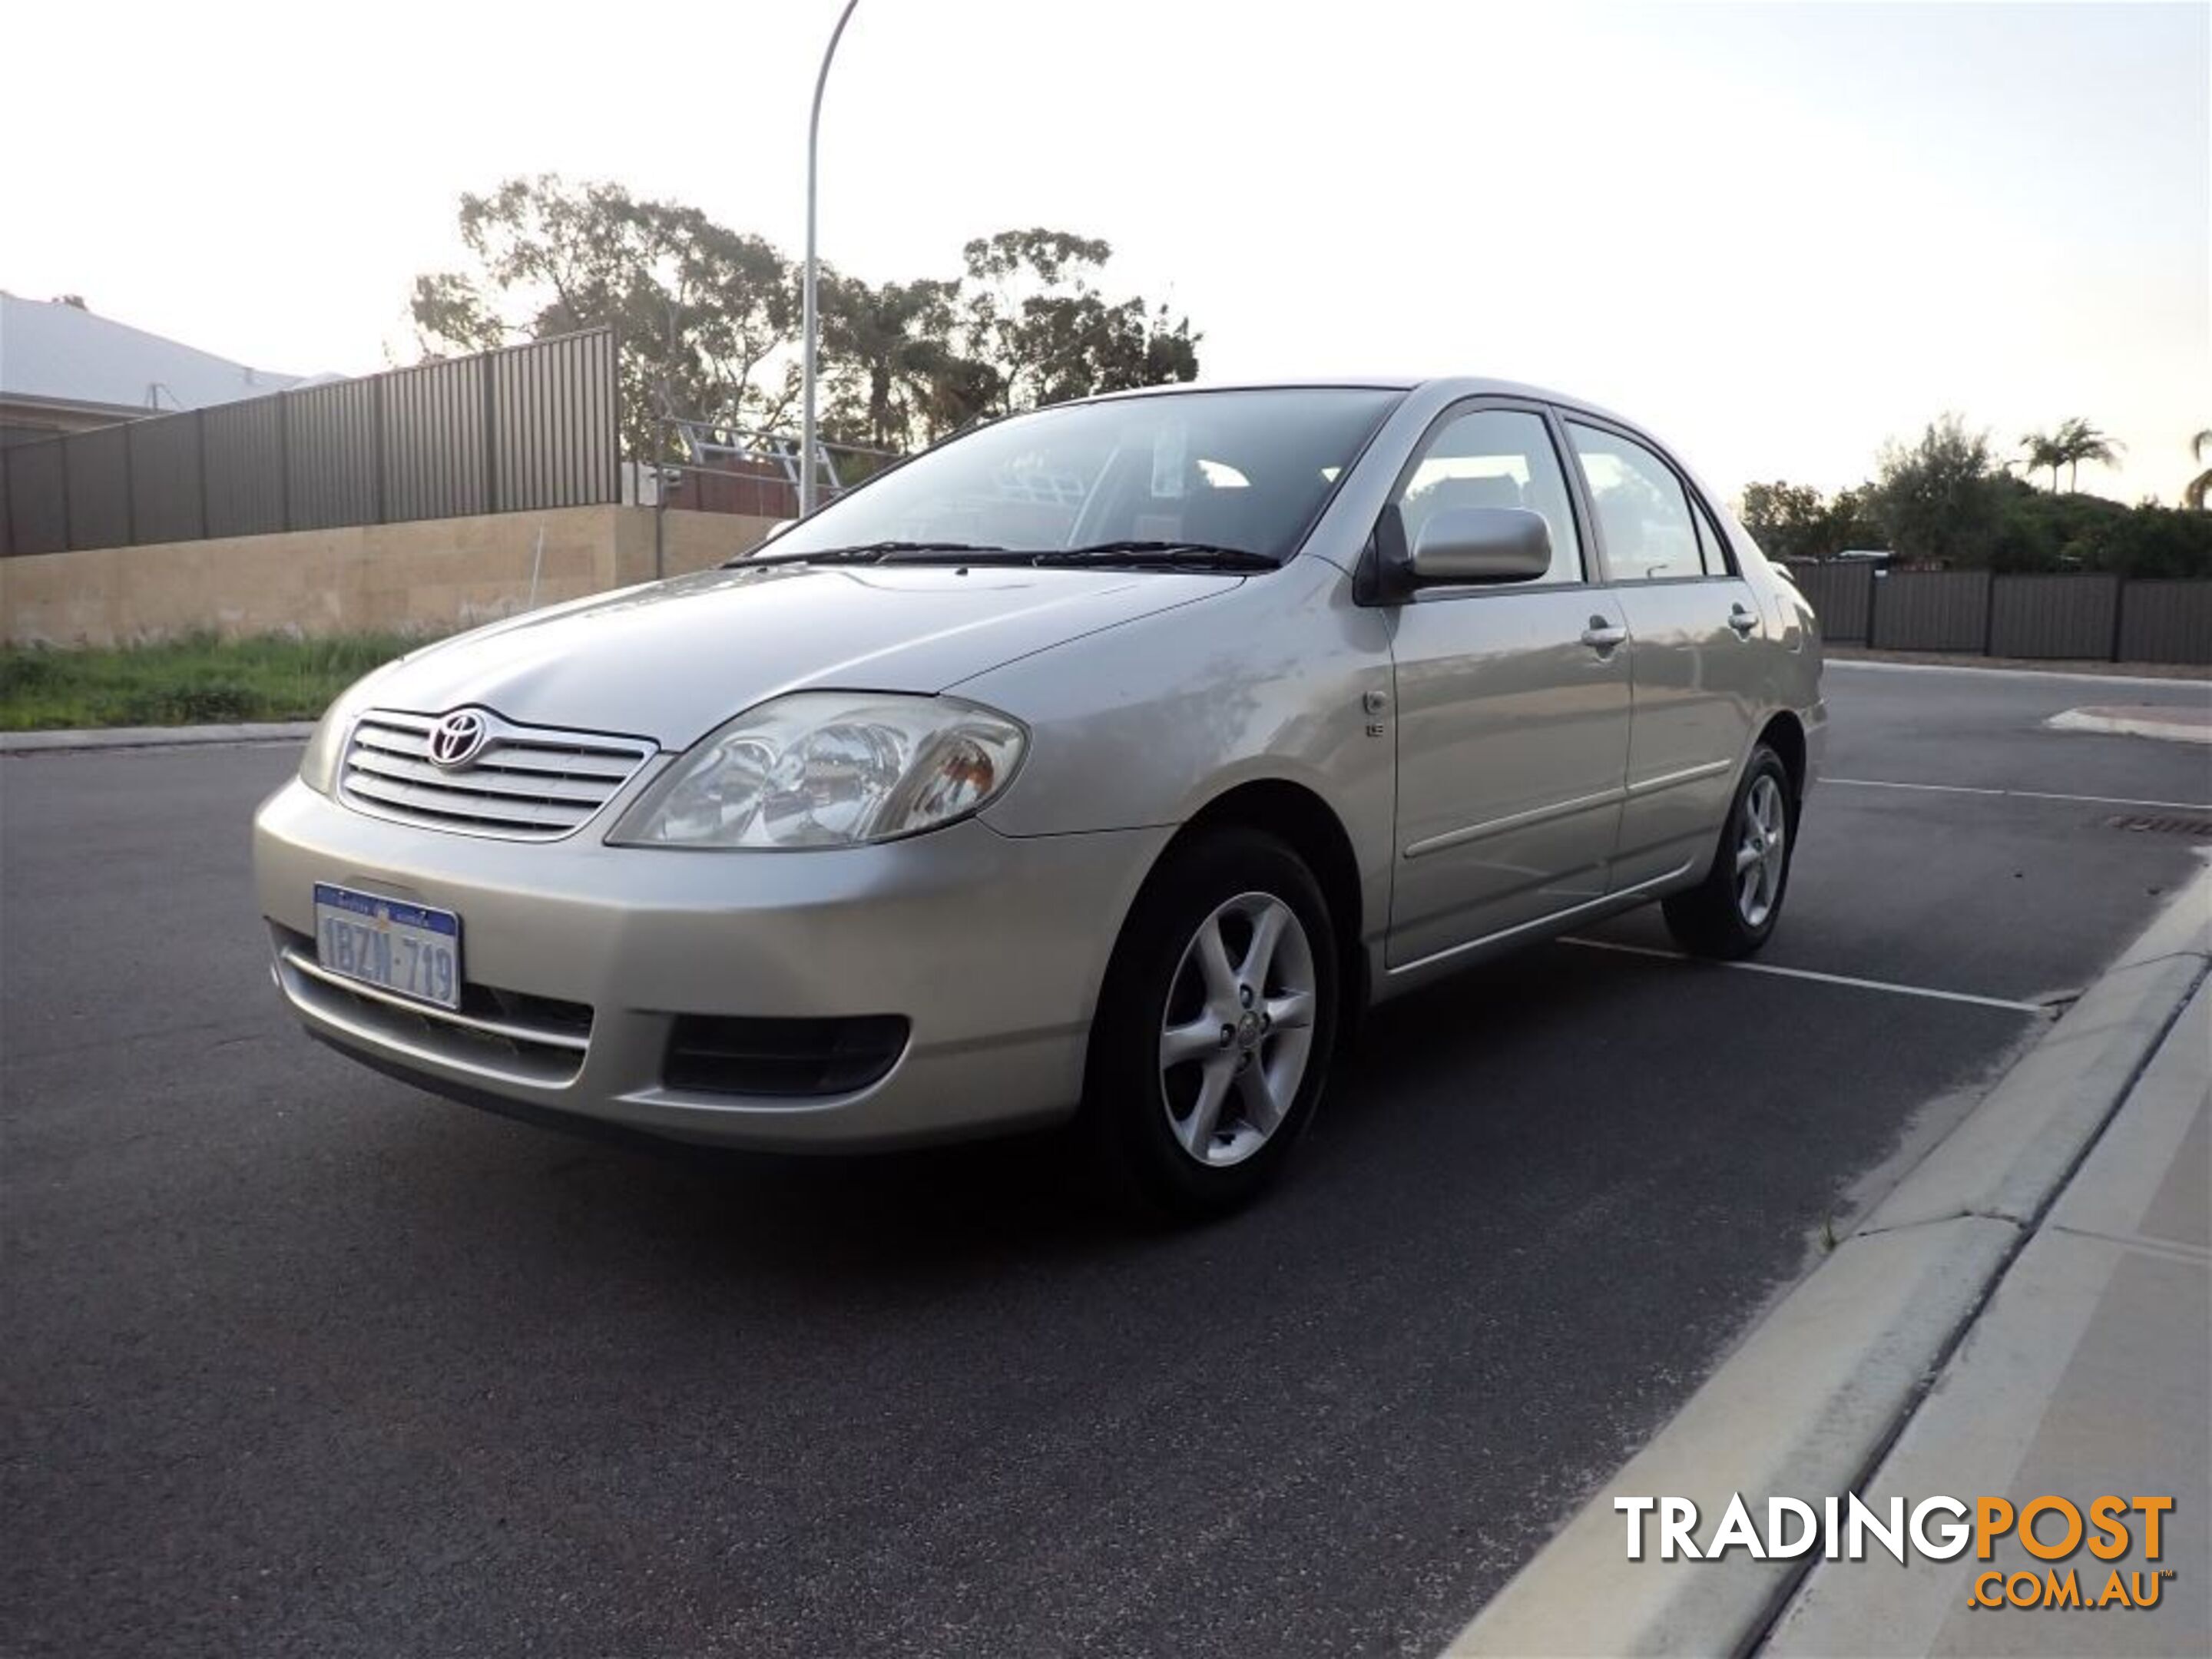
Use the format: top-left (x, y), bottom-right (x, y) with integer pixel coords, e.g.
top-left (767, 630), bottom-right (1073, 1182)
top-left (2052, 416), bottom-right (2124, 492)
top-left (2185, 429), bottom-right (2212, 512)
top-left (2018, 429), bottom-right (2063, 492)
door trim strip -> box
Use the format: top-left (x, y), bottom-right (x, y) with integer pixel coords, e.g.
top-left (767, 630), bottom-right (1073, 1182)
top-left (1403, 786), bottom-right (1628, 861)
top-left (1625, 757), bottom-right (1733, 798)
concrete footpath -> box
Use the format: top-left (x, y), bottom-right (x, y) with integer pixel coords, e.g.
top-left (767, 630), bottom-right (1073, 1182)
top-left (1454, 865), bottom-right (2211, 1659)
top-left (1764, 976), bottom-right (2209, 1656)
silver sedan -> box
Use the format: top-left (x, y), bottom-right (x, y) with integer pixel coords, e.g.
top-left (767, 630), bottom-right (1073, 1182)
top-left (254, 379), bottom-right (1825, 1215)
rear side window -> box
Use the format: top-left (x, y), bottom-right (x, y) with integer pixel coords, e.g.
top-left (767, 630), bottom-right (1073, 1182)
top-left (1565, 422), bottom-right (1702, 582)
top-left (1396, 408), bottom-right (1584, 584)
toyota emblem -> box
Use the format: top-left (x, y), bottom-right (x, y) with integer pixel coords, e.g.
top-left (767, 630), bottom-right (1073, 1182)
top-left (427, 710), bottom-right (491, 770)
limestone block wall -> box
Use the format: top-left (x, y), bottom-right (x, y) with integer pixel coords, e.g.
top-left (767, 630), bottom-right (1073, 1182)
top-left (0, 508), bottom-right (780, 647)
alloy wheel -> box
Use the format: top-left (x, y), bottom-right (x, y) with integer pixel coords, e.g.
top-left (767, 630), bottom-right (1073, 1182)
top-left (1157, 892), bottom-right (1317, 1167)
top-left (1734, 773), bottom-right (1788, 929)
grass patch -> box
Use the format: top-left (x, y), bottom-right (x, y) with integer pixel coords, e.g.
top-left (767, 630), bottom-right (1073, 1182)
top-left (0, 631), bottom-right (432, 731)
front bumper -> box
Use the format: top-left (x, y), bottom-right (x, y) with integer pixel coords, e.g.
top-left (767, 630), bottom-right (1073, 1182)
top-left (253, 780), bottom-right (1171, 1150)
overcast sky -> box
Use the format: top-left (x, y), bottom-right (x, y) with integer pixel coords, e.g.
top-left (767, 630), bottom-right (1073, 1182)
top-left (5, 0), bottom-right (2205, 503)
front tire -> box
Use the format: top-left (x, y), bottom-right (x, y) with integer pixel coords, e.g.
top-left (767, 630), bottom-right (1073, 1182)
top-left (1662, 745), bottom-right (1796, 959)
top-left (1082, 828), bottom-right (1339, 1220)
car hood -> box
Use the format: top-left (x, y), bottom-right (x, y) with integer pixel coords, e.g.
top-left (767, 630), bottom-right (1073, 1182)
top-left (369, 561), bottom-right (1240, 748)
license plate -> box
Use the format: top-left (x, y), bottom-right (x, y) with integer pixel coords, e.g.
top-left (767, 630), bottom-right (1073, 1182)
top-left (313, 883), bottom-right (462, 1010)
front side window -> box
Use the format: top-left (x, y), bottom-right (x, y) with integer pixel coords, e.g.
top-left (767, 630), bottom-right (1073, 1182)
top-left (1394, 408), bottom-right (1584, 585)
top-left (1566, 422), bottom-right (1703, 582)
top-left (762, 388), bottom-right (1402, 565)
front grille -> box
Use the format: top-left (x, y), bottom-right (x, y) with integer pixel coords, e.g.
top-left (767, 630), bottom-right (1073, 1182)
top-left (664, 1014), bottom-right (910, 1098)
top-left (273, 926), bottom-right (594, 1084)
top-left (339, 709), bottom-right (655, 840)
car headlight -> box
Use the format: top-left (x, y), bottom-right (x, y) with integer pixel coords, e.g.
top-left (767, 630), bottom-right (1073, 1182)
top-left (609, 692), bottom-right (1027, 849)
top-left (297, 661), bottom-right (406, 796)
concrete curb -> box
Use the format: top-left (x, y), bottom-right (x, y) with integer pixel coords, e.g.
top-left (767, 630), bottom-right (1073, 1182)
top-left (1447, 862), bottom-right (2212, 1659)
top-left (2047, 707), bottom-right (2212, 745)
top-left (0, 722), bottom-right (316, 753)
top-left (1826, 659), bottom-right (2211, 690)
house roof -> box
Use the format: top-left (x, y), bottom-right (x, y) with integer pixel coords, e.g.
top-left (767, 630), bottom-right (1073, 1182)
top-left (0, 292), bottom-right (332, 418)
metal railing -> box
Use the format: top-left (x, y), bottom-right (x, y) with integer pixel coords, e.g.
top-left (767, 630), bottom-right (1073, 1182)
top-left (1, 329), bottom-right (619, 557)
top-left (647, 414), bottom-right (900, 524)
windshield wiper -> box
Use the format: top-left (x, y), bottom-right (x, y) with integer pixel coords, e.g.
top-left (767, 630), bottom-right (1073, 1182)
top-left (729, 538), bottom-right (1277, 573)
top-left (728, 540), bottom-right (1008, 568)
top-left (1033, 541), bottom-right (1280, 571)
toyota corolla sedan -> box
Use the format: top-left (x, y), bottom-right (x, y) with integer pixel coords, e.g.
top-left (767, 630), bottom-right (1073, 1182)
top-left (254, 379), bottom-right (1824, 1215)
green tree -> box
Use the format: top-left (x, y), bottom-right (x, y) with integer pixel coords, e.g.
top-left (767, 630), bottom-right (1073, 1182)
top-left (1737, 480), bottom-right (1882, 561)
top-left (411, 184), bottom-right (1203, 463)
top-left (949, 229), bottom-right (1200, 421)
top-left (816, 273), bottom-right (962, 453)
top-left (1737, 481), bottom-right (1826, 560)
top-left (2181, 429), bottom-right (2210, 511)
top-left (1865, 414), bottom-right (2002, 566)
top-left (410, 175), bottom-right (798, 462)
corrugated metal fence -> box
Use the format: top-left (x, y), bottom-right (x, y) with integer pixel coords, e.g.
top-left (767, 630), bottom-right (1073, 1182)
top-left (1783, 561), bottom-right (1874, 643)
top-left (1786, 561), bottom-right (2212, 665)
top-left (1869, 570), bottom-right (1994, 652)
top-left (1, 329), bottom-right (617, 557)
top-left (2118, 580), bottom-right (2212, 665)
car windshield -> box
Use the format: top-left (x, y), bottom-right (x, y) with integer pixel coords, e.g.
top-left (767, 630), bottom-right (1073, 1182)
top-left (756, 387), bottom-right (1403, 567)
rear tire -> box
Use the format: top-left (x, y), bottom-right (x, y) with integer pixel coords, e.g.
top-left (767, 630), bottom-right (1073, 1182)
top-left (1662, 745), bottom-right (1796, 960)
top-left (1081, 828), bottom-right (1339, 1220)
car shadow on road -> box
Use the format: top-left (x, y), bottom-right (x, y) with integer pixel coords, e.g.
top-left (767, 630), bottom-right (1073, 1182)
top-left (347, 942), bottom-right (1667, 1287)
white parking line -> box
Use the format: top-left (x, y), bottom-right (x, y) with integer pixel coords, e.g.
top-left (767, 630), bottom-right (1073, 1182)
top-left (1559, 935), bottom-right (2051, 1014)
top-left (1827, 777), bottom-right (2212, 814)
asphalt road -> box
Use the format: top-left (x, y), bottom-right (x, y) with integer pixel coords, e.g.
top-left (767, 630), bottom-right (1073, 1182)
top-left (5, 663), bottom-right (2208, 1658)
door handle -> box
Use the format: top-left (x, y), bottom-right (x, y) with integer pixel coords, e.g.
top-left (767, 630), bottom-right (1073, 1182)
top-left (1581, 620), bottom-right (1628, 652)
top-left (1727, 603), bottom-right (1760, 637)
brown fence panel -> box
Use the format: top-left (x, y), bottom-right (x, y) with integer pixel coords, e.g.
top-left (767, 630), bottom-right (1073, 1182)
top-left (1783, 561), bottom-right (1873, 642)
top-left (202, 396), bottom-right (287, 538)
top-left (285, 378), bottom-right (380, 531)
top-left (489, 329), bottom-right (618, 513)
top-left (2, 329), bottom-right (618, 555)
top-left (65, 424), bottom-right (132, 551)
top-left (2118, 581), bottom-right (2212, 666)
top-left (1988, 573), bottom-right (2121, 660)
top-left (128, 410), bottom-right (206, 545)
top-left (1870, 569), bottom-right (1992, 652)
top-left (4, 441), bottom-right (69, 555)
top-left (383, 355), bottom-right (488, 522)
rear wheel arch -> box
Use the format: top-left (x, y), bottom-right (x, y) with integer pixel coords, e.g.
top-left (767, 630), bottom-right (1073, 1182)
top-left (1756, 710), bottom-right (1807, 805)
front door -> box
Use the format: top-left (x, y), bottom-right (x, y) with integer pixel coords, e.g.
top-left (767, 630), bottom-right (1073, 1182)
top-left (1384, 404), bottom-right (1634, 972)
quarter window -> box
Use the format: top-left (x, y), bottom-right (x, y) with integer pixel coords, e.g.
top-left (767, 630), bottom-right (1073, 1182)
top-left (1566, 422), bottom-right (1703, 582)
top-left (1395, 409), bottom-right (1583, 585)
top-left (1691, 502), bottom-right (1725, 575)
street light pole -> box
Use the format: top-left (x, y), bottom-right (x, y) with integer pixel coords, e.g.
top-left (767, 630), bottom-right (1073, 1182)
top-left (800, 0), bottom-right (860, 518)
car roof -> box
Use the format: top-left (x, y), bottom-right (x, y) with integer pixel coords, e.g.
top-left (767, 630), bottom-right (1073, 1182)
top-left (1085, 375), bottom-right (1637, 425)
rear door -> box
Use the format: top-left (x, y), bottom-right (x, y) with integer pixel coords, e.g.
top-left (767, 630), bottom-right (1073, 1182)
top-left (1561, 418), bottom-right (1764, 889)
top-left (1382, 402), bottom-right (1634, 970)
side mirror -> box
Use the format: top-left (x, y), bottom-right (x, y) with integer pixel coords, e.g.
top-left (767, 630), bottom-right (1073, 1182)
top-left (1410, 507), bottom-right (1552, 584)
